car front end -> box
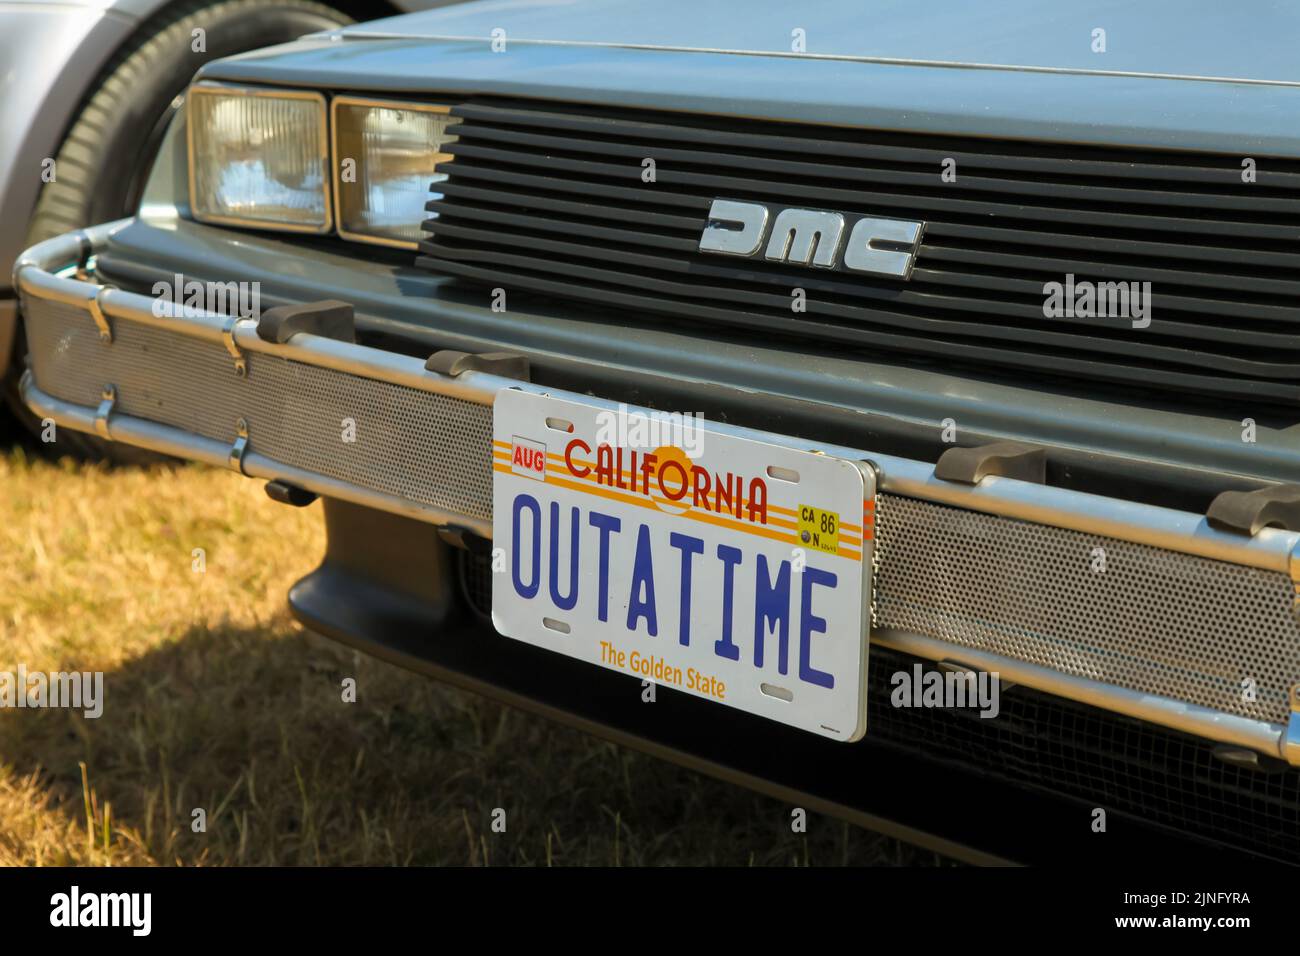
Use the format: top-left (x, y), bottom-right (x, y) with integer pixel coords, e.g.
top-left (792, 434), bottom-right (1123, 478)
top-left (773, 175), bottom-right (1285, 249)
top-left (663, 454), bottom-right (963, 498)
top-left (14, 0), bottom-right (1300, 864)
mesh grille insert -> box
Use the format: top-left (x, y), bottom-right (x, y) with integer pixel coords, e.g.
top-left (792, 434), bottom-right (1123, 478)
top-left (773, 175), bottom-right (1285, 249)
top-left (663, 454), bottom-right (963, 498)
top-left (24, 299), bottom-right (493, 521)
top-left (873, 493), bottom-right (1300, 725)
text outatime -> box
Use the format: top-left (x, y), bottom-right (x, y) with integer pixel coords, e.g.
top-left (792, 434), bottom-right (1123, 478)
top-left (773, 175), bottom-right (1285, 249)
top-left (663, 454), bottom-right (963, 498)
top-left (509, 493), bottom-right (841, 688)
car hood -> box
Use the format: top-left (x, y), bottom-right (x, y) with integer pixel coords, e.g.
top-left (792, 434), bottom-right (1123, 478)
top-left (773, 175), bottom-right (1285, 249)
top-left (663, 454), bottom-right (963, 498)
top-left (199, 0), bottom-right (1300, 156)
top-left (342, 0), bottom-right (1300, 85)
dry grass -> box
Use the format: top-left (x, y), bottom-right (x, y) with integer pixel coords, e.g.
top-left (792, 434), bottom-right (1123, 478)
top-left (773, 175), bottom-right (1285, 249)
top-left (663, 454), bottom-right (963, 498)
top-left (0, 446), bottom-right (937, 865)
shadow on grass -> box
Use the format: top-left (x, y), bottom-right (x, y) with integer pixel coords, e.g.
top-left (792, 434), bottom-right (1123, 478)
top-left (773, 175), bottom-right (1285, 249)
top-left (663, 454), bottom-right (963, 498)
top-left (0, 618), bottom-right (942, 866)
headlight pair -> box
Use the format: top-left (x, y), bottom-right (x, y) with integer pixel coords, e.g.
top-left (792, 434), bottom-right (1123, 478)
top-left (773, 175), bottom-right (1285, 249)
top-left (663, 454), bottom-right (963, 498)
top-left (187, 84), bottom-right (459, 248)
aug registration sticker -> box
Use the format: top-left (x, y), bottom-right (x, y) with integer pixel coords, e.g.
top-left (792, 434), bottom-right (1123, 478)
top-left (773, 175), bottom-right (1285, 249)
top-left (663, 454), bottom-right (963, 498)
top-left (490, 389), bottom-right (875, 741)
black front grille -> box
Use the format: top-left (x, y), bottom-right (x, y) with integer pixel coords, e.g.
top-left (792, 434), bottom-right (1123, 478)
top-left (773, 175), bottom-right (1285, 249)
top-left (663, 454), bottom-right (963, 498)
top-left (457, 548), bottom-right (1300, 863)
top-left (419, 99), bottom-right (1300, 404)
top-left (867, 647), bottom-right (1300, 864)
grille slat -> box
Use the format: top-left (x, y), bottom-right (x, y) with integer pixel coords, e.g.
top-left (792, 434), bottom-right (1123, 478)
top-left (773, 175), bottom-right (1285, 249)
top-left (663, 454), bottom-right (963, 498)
top-left (420, 99), bottom-right (1300, 404)
top-left (450, 102), bottom-right (1300, 189)
top-left (417, 247), bottom-right (1300, 400)
top-left (420, 227), bottom-right (1300, 378)
top-left (451, 122), bottom-right (1300, 217)
top-left (426, 208), bottom-right (1300, 335)
top-left (443, 141), bottom-right (1300, 240)
top-left (919, 244), bottom-right (1300, 299)
top-left (430, 195), bottom-right (1300, 304)
top-left (436, 181), bottom-right (706, 230)
top-left (441, 163), bottom-right (1300, 266)
top-left (436, 176), bottom-right (1300, 271)
top-left (926, 221), bottom-right (1300, 269)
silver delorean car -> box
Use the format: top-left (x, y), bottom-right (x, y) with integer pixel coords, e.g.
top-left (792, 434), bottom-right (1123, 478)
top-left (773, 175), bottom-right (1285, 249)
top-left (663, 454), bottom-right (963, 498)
top-left (11, 0), bottom-right (1300, 865)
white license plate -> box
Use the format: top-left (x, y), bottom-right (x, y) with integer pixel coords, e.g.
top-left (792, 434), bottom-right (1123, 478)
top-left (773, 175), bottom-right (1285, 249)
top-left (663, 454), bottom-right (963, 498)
top-left (491, 389), bottom-right (874, 741)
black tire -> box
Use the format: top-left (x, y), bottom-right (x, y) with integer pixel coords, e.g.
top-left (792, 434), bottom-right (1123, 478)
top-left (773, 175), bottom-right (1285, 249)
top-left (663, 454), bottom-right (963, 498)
top-left (7, 0), bottom-right (353, 463)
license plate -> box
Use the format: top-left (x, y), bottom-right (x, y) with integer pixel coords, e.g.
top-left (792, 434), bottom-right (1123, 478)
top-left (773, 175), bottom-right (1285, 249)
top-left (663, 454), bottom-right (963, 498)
top-left (490, 389), bottom-right (874, 741)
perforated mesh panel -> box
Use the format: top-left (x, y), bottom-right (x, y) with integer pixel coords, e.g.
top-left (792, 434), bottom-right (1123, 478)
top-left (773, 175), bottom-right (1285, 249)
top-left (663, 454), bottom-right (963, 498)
top-left (24, 297), bottom-right (1300, 726)
top-left (24, 299), bottom-right (493, 521)
top-left (873, 493), bottom-right (1300, 725)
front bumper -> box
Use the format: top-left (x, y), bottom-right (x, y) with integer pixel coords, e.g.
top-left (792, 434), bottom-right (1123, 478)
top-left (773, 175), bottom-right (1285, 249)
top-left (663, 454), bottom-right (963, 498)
top-left (17, 220), bottom-right (1300, 775)
top-left (15, 221), bottom-right (1300, 863)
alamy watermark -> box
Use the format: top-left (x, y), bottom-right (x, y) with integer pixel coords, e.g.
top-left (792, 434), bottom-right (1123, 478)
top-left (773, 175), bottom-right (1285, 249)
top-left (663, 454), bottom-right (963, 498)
top-left (594, 403), bottom-right (706, 457)
top-left (1043, 273), bottom-right (1151, 329)
top-left (50, 886), bottom-right (150, 936)
top-left (0, 666), bottom-right (103, 719)
top-left (890, 663), bottom-right (1000, 718)
top-left (151, 273), bottom-right (260, 319)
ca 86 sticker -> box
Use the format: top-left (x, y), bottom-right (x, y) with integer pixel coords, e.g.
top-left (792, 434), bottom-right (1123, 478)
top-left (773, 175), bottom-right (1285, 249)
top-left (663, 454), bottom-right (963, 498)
top-left (798, 504), bottom-right (839, 555)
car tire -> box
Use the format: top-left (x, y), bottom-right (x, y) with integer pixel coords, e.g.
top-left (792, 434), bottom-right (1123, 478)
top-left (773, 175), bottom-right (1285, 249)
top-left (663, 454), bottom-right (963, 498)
top-left (7, 0), bottom-right (354, 464)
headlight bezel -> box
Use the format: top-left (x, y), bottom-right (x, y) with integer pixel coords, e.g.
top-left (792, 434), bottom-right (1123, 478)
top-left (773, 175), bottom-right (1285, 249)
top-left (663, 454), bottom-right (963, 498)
top-left (330, 95), bottom-right (458, 250)
top-left (186, 82), bottom-right (333, 235)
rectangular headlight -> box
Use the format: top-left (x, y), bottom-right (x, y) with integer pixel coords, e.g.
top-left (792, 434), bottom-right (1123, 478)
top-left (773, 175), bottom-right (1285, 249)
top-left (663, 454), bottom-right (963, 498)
top-left (332, 97), bottom-right (460, 248)
top-left (188, 84), bottom-right (330, 233)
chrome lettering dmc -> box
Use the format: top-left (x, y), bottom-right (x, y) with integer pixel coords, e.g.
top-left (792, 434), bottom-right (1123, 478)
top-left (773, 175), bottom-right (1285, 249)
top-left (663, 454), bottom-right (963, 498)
top-left (842, 216), bottom-right (924, 279)
top-left (698, 199), bottom-right (770, 256)
top-left (765, 208), bottom-right (845, 268)
top-left (700, 198), bottom-right (924, 279)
